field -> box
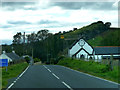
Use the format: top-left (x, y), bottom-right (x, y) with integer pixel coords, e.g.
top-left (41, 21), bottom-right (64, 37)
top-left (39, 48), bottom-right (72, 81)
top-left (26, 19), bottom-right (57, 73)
top-left (2, 62), bottom-right (28, 88)
top-left (57, 58), bottom-right (120, 83)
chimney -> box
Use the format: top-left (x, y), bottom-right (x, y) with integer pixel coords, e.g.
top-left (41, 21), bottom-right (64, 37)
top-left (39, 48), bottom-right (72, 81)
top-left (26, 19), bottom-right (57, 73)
top-left (3, 51), bottom-right (6, 54)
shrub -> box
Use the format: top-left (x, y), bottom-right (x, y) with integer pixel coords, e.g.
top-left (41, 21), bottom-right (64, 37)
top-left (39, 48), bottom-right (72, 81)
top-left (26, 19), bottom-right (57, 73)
top-left (25, 56), bottom-right (30, 64)
top-left (34, 58), bottom-right (41, 63)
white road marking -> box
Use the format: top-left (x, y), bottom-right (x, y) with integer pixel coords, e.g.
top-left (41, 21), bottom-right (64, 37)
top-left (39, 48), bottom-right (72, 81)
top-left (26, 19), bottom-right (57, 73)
top-left (13, 81), bottom-right (16, 83)
top-left (6, 65), bottom-right (30, 90)
top-left (43, 65), bottom-right (48, 69)
top-left (6, 83), bottom-right (14, 90)
top-left (43, 65), bottom-right (73, 89)
top-left (52, 73), bottom-right (60, 79)
top-left (60, 65), bottom-right (120, 85)
top-left (47, 69), bottom-right (52, 72)
top-left (62, 81), bottom-right (73, 90)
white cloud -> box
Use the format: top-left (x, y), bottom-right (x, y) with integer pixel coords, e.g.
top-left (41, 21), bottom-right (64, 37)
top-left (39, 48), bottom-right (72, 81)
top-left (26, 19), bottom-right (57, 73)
top-left (0, 1), bottom-right (118, 44)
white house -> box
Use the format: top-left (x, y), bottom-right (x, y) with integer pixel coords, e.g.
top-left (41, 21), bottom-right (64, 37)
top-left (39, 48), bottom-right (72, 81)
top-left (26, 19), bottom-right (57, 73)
top-left (68, 38), bottom-right (94, 59)
top-left (68, 38), bottom-right (120, 61)
top-left (0, 51), bottom-right (21, 63)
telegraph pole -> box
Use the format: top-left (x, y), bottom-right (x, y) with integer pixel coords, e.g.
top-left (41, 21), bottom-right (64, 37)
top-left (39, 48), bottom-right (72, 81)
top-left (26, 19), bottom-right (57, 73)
top-left (23, 32), bottom-right (25, 55)
top-left (32, 48), bottom-right (33, 58)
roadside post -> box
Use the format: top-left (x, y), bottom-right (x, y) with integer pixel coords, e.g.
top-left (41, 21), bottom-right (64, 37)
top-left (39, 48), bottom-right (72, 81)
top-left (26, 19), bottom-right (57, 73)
top-left (0, 59), bottom-right (8, 72)
top-left (60, 35), bottom-right (64, 52)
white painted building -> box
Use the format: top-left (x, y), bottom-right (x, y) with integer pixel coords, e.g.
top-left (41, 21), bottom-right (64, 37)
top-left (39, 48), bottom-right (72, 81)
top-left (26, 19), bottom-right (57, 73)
top-left (0, 51), bottom-right (21, 63)
top-left (68, 38), bottom-right (120, 61)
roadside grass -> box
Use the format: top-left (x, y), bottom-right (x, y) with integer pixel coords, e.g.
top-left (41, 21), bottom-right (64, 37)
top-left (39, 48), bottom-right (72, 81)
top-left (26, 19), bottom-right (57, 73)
top-left (57, 58), bottom-right (120, 83)
top-left (2, 62), bottom-right (28, 88)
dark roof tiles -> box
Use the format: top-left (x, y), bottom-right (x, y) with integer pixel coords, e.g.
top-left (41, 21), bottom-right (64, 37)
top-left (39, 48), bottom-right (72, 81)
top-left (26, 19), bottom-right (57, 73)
top-left (5, 52), bottom-right (21, 61)
top-left (94, 47), bottom-right (120, 55)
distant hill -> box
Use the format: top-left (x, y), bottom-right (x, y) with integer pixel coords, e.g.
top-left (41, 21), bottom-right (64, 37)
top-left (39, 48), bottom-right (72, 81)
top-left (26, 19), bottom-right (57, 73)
top-left (63, 21), bottom-right (119, 47)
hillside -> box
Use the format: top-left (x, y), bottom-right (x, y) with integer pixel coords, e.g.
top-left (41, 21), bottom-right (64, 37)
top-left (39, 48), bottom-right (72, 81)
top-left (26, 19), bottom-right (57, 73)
top-left (87, 28), bottom-right (120, 47)
top-left (63, 21), bottom-right (119, 47)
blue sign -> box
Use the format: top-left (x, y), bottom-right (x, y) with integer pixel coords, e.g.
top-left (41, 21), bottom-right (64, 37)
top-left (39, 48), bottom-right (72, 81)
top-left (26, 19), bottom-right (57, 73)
top-left (0, 59), bottom-right (8, 67)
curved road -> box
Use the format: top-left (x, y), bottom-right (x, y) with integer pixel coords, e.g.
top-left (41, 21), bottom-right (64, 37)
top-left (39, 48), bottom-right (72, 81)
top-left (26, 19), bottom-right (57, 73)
top-left (7, 65), bottom-right (119, 89)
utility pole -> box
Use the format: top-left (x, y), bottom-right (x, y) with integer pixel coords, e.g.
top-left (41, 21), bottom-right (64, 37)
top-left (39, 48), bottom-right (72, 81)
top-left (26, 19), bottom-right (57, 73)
top-left (23, 32), bottom-right (25, 55)
top-left (32, 48), bottom-right (33, 58)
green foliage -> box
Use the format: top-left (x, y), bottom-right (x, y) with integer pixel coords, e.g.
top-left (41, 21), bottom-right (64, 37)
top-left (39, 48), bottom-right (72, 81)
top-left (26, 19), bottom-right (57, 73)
top-left (34, 58), bottom-right (41, 63)
top-left (88, 29), bottom-right (120, 46)
top-left (100, 29), bottom-right (120, 46)
top-left (57, 58), bottom-right (119, 83)
top-left (87, 36), bottom-right (103, 47)
top-left (2, 62), bottom-right (28, 88)
top-left (24, 56), bottom-right (30, 63)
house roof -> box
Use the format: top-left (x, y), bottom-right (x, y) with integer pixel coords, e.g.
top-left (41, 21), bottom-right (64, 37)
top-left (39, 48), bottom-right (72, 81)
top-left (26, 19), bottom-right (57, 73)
top-left (94, 47), bottom-right (120, 55)
top-left (5, 52), bottom-right (21, 61)
top-left (69, 38), bottom-right (94, 50)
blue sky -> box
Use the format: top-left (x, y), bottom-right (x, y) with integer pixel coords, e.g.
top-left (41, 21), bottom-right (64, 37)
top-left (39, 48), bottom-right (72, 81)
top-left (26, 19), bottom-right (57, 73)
top-left (0, 0), bottom-right (119, 45)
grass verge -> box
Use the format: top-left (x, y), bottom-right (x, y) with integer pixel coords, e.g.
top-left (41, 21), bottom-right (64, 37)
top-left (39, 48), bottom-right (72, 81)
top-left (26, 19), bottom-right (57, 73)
top-left (57, 58), bottom-right (120, 83)
top-left (2, 62), bottom-right (28, 88)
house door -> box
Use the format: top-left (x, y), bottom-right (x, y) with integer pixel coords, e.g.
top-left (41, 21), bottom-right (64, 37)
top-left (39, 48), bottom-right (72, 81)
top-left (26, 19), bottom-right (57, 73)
top-left (80, 54), bottom-right (84, 59)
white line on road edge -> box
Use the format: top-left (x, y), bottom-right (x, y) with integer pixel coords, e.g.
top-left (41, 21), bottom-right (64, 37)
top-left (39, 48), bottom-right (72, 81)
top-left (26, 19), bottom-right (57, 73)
top-left (52, 73), bottom-right (60, 79)
top-left (60, 65), bottom-right (120, 85)
top-left (62, 81), bottom-right (73, 90)
top-left (6, 65), bottom-right (30, 90)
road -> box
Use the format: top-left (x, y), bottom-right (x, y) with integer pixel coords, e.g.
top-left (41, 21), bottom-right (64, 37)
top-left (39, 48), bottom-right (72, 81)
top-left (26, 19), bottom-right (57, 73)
top-left (7, 65), bottom-right (119, 89)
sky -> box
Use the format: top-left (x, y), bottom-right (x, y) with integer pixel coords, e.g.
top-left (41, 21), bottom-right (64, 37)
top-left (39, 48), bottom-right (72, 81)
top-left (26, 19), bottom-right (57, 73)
top-left (0, 0), bottom-right (119, 45)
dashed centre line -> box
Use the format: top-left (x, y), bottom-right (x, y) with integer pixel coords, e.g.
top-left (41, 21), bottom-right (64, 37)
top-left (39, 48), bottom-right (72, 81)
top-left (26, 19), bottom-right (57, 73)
top-left (47, 69), bottom-right (52, 72)
top-left (43, 65), bottom-right (73, 90)
top-left (62, 81), bottom-right (73, 90)
top-left (52, 73), bottom-right (60, 79)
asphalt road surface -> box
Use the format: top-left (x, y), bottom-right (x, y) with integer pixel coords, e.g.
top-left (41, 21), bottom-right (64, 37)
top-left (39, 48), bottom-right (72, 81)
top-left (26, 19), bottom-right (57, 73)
top-left (7, 65), bottom-right (119, 89)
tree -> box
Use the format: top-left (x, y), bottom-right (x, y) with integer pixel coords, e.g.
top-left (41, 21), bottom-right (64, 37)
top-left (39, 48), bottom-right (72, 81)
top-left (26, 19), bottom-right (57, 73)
top-left (13, 32), bottom-right (22, 44)
top-left (105, 22), bottom-right (111, 29)
top-left (37, 29), bottom-right (49, 41)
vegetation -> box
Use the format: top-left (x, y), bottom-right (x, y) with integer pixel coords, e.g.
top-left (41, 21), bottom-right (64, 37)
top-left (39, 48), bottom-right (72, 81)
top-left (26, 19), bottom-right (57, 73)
top-left (57, 58), bottom-right (119, 83)
top-left (88, 29), bottom-right (120, 46)
top-left (24, 56), bottom-right (30, 64)
top-left (34, 58), bottom-right (41, 63)
top-left (2, 62), bottom-right (28, 88)
top-left (2, 21), bottom-right (120, 64)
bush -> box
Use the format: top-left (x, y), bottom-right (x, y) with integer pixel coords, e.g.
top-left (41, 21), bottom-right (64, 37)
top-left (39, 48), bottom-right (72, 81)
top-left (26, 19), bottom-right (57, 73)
top-left (25, 56), bottom-right (30, 64)
top-left (34, 58), bottom-right (41, 63)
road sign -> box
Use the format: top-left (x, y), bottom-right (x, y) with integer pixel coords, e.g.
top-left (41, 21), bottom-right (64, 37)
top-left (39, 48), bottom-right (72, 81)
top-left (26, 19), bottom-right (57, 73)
top-left (0, 59), bottom-right (8, 67)
top-left (60, 35), bottom-right (64, 39)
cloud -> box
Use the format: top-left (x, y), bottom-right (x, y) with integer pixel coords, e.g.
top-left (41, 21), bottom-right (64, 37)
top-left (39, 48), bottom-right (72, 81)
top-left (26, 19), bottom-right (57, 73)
top-left (8, 21), bottom-right (32, 25)
top-left (0, 25), bottom-right (13, 28)
top-left (2, 2), bottom-right (36, 11)
top-left (0, 1), bottom-right (118, 45)
top-left (52, 2), bottom-right (117, 10)
top-left (2, 1), bottom-right (52, 11)
top-left (37, 20), bottom-right (58, 24)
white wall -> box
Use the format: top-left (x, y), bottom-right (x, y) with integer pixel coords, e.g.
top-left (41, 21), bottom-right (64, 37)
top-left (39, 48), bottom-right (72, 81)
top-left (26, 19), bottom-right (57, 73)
top-left (0, 54), bottom-right (12, 63)
top-left (83, 42), bottom-right (93, 54)
top-left (69, 41), bottom-right (81, 57)
top-left (76, 49), bottom-right (88, 58)
top-left (69, 39), bottom-right (93, 57)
